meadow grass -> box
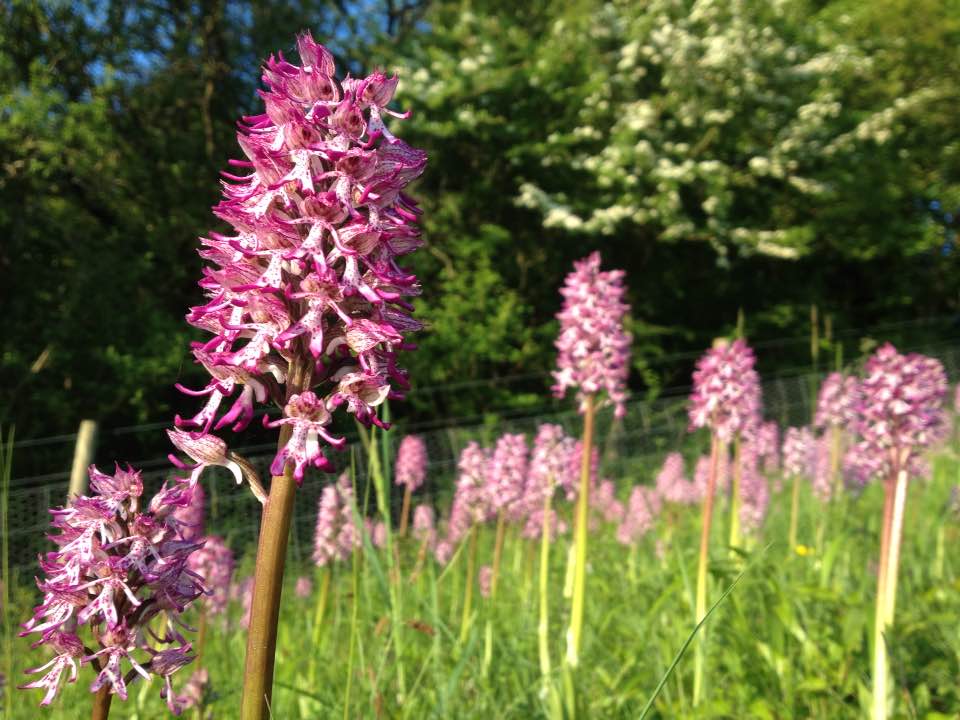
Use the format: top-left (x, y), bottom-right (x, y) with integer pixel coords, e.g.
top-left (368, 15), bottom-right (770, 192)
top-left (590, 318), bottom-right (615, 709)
top-left (5, 451), bottom-right (960, 718)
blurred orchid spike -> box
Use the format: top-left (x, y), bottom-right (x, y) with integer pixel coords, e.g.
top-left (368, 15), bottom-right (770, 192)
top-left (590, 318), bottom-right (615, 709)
top-left (562, 440), bottom-right (599, 502)
top-left (616, 486), bottom-right (662, 545)
top-left (848, 343), bottom-right (948, 483)
top-left (815, 372), bottom-right (860, 430)
top-left (396, 434), bottom-right (428, 535)
top-left (171, 481), bottom-right (206, 541)
top-left (411, 504), bottom-right (436, 546)
top-left (593, 480), bottom-right (625, 524)
top-left (656, 452), bottom-right (697, 505)
top-left (522, 508), bottom-right (566, 540)
top-left (693, 447), bottom-right (729, 499)
top-left (478, 565), bottom-right (493, 599)
top-left (737, 443), bottom-right (769, 533)
top-left (447, 441), bottom-right (493, 544)
top-left (523, 423), bottom-right (578, 521)
top-left (395, 435), bottom-right (428, 491)
top-left (782, 426), bottom-right (815, 479)
top-left (312, 472), bottom-right (359, 567)
top-left (294, 576), bottom-right (313, 599)
top-left (753, 421), bottom-right (780, 473)
top-left (688, 338), bottom-right (762, 442)
top-left (188, 536), bottom-right (235, 616)
top-left (236, 576), bottom-right (255, 631)
top-left (552, 252), bottom-right (631, 418)
top-left (488, 433), bottom-right (530, 521)
top-left (812, 435), bottom-right (833, 503)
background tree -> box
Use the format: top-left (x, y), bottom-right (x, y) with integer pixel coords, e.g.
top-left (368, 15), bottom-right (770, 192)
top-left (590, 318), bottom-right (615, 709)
top-left (2, 0), bottom-right (958, 455)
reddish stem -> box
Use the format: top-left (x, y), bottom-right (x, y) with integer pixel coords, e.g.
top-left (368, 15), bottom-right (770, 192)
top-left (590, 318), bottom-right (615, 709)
top-left (91, 686), bottom-right (112, 720)
top-left (240, 439), bottom-right (297, 720)
top-left (398, 484), bottom-right (413, 537)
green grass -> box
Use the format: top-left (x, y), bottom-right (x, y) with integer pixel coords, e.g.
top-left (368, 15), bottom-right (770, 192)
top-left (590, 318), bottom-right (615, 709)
top-left (6, 451), bottom-right (960, 719)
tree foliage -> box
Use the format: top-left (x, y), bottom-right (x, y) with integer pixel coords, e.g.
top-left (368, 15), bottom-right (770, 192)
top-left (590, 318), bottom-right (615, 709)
top-left (2, 0), bottom-right (958, 439)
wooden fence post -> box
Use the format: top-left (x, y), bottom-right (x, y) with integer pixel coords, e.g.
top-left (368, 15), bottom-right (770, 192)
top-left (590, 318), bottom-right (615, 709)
top-left (67, 420), bottom-right (98, 502)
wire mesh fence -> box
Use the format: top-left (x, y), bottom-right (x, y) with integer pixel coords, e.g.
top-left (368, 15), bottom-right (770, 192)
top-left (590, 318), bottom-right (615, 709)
top-left (7, 343), bottom-right (960, 577)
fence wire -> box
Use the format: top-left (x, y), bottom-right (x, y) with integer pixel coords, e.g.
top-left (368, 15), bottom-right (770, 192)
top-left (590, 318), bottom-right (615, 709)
top-left (7, 344), bottom-right (960, 576)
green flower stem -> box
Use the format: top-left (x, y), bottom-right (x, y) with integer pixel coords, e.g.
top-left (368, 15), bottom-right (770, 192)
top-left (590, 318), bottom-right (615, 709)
top-left (412, 535), bottom-right (430, 580)
top-left (565, 394), bottom-right (595, 669)
top-left (399, 483), bottom-right (413, 537)
top-left (788, 473), bottom-right (801, 552)
top-left (562, 543), bottom-right (575, 599)
top-left (344, 530), bottom-right (361, 720)
top-left (539, 491), bottom-right (564, 719)
top-left (483, 619), bottom-right (494, 674)
top-left (483, 513), bottom-right (508, 674)
top-left (871, 468), bottom-right (898, 720)
top-left (883, 468), bottom-right (908, 625)
top-left (693, 434), bottom-right (721, 706)
top-left (524, 540), bottom-right (536, 601)
top-left (829, 427), bottom-right (843, 497)
top-left (820, 427), bottom-right (848, 586)
top-left (307, 566), bottom-right (332, 688)
top-left (314, 566), bottom-right (332, 646)
top-left (538, 493), bottom-right (553, 684)
top-left (728, 436), bottom-right (741, 552)
top-left (513, 527), bottom-right (525, 575)
top-left (196, 609), bottom-right (208, 664)
top-left (871, 595), bottom-right (888, 720)
top-left (491, 512), bottom-right (507, 593)
top-left (193, 609), bottom-right (209, 720)
top-left (934, 524), bottom-right (945, 581)
top-left (817, 425), bottom-right (844, 558)
top-left (460, 525), bottom-right (479, 644)
top-left (364, 422), bottom-right (407, 700)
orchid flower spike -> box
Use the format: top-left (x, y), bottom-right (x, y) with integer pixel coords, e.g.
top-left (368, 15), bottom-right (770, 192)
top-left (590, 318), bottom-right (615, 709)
top-left (20, 465), bottom-right (204, 713)
top-left (172, 31), bottom-right (427, 490)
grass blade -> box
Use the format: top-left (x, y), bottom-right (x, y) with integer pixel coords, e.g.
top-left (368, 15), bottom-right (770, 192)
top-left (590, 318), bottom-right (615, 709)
top-left (638, 546), bottom-right (767, 719)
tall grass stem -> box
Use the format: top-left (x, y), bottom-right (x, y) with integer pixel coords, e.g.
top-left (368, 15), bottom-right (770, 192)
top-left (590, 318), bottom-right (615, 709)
top-left (883, 469), bottom-right (909, 624)
top-left (565, 394), bottom-right (595, 668)
top-left (460, 525), bottom-right (479, 645)
top-left (871, 469), bottom-right (898, 720)
top-left (788, 474), bottom-right (801, 551)
top-left (364, 422), bottom-right (407, 700)
top-left (693, 434), bottom-right (720, 705)
top-left (307, 566), bottom-right (332, 688)
top-left (399, 484), bottom-right (413, 537)
top-left (728, 437), bottom-right (741, 551)
top-left (483, 513), bottom-right (507, 674)
top-left (538, 493), bottom-right (553, 682)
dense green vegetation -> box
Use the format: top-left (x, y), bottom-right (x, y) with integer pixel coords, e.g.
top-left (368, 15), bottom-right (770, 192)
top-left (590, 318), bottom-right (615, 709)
top-left (5, 436), bottom-right (960, 718)
top-left (2, 0), bottom-right (959, 440)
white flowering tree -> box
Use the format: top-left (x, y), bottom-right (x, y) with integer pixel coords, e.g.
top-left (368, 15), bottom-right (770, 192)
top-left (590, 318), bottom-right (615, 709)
top-left (508, 0), bottom-right (954, 261)
top-left (387, 0), bottom-right (957, 263)
top-left (371, 0), bottom-right (959, 410)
